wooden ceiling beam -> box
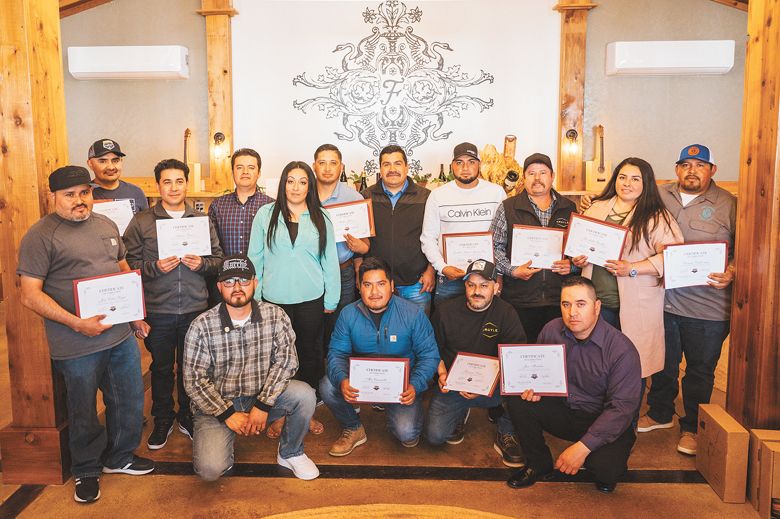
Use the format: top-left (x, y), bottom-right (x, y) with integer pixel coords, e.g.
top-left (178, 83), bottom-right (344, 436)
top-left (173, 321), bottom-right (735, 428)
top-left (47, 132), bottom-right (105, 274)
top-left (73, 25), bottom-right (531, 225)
top-left (59, 0), bottom-right (112, 18)
top-left (710, 0), bottom-right (749, 11)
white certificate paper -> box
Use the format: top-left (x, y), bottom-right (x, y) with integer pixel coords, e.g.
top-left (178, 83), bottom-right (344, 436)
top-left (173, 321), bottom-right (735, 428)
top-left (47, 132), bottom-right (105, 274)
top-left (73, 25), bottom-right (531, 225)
top-left (156, 216), bottom-right (212, 258)
top-left (92, 199), bottom-right (134, 235)
top-left (563, 214), bottom-right (628, 268)
top-left (324, 199), bottom-right (375, 243)
top-left (511, 226), bottom-right (565, 269)
top-left (444, 353), bottom-right (500, 396)
top-left (73, 270), bottom-right (145, 325)
top-left (499, 344), bottom-right (568, 396)
top-left (442, 232), bottom-right (494, 271)
top-left (349, 357), bottom-right (409, 404)
top-left (664, 241), bottom-right (728, 289)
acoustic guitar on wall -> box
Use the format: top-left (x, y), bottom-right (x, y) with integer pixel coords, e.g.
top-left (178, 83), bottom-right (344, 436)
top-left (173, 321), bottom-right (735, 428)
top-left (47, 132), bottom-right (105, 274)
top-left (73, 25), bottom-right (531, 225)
top-left (585, 125), bottom-right (611, 194)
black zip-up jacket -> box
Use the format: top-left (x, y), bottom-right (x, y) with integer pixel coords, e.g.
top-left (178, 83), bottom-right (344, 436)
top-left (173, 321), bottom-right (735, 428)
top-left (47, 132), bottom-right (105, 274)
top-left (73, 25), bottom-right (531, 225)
top-left (363, 180), bottom-right (431, 286)
top-left (500, 190), bottom-right (576, 308)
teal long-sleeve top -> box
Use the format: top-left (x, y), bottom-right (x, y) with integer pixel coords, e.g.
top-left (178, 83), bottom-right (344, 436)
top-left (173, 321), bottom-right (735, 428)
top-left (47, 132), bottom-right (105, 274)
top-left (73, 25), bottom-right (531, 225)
top-left (247, 203), bottom-right (340, 310)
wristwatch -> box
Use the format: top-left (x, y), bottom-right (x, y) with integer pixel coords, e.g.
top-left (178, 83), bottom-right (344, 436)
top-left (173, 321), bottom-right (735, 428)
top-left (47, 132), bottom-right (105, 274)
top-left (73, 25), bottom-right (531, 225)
top-left (628, 265), bottom-right (638, 278)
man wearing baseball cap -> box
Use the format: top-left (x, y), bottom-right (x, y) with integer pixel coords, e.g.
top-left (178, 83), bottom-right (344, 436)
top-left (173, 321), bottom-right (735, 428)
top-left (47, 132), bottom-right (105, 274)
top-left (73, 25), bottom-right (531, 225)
top-left (425, 259), bottom-right (526, 467)
top-left (639, 144), bottom-right (736, 456)
top-left (87, 138), bottom-right (149, 214)
top-left (420, 142), bottom-right (506, 306)
top-left (183, 255), bottom-right (319, 481)
top-left (17, 166), bottom-right (154, 504)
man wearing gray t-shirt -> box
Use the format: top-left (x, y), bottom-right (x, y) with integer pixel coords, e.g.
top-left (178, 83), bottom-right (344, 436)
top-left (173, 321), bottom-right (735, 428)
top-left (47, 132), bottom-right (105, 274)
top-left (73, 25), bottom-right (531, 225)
top-left (87, 138), bottom-right (149, 214)
top-left (17, 166), bottom-right (154, 504)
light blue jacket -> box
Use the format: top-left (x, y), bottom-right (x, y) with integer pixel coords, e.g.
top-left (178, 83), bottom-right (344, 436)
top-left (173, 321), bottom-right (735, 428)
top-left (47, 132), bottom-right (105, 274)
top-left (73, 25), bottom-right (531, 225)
top-left (327, 296), bottom-right (440, 394)
top-left (248, 203), bottom-right (340, 310)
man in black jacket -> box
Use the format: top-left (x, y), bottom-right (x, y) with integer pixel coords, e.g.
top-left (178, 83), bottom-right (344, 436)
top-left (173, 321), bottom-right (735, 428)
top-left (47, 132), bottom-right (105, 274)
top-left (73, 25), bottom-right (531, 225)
top-left (489, 153), bottom-right (576, 342)
top-left (363, 145), bottom-right (435, 315)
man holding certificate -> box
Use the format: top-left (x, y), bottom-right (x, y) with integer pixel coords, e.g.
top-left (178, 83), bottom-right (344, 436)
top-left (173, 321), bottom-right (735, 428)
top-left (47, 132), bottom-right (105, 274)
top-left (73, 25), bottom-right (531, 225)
top-left (320, 257), bottom-right (439, 456)
top-left (505, 277), bottom-right (641, 494)
top-left (421, 142), bottom-right (506, 304)
top-left (489, 153), bottom-right (576, 342)
top-left (87, 138), bottom-right (149, 215)
top-left (424, 260), bottom-right (526, 467)
top-left (18, 166), bottom-right (154, 504)
top-left (124, 159), bottom-right (223, 449)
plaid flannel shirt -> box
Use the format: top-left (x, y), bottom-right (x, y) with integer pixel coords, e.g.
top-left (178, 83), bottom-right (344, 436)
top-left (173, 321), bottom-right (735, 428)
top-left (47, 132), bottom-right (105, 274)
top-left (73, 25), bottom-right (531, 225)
top-left (208, 189), bottom-right (275, 256)
top-left (183, 299), bottom-right (297, 421)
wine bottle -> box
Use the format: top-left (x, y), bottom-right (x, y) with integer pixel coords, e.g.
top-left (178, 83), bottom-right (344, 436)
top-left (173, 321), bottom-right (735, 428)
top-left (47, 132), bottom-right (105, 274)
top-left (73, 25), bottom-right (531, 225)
top-left (438, 163), bottom-right (447, 182)
top-left (339, 165), bottom-right (347, 182)
top-left (359, 172), bottom-right (368, 191)
top-left (503, 170), bottom-right (519, 193)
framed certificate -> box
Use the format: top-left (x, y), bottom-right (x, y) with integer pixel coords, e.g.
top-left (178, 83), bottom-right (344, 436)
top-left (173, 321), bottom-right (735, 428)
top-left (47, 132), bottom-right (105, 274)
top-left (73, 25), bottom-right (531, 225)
top-left (442, 232), bottom-right (494, 271)
top-left (511, 225), bottom-right (565, 269)
top-left (324, 199), bottom-right (376, 243)
top-left (563, 213), bottom-right (628, 268)
top-left (499, 344), bottom-right (568, 397)
top-left (349, 357), bottom-right (409, 404)
top-left (92, 199), bottom-right (134, 235)
top-left (444, 352), bottom-right (500, 396)
top-left (73, 270), bottom-right (146, 325)
top-left (156, 216), bottom-right (212, 258)
top-left (663, 241), bottom-right (728, 289)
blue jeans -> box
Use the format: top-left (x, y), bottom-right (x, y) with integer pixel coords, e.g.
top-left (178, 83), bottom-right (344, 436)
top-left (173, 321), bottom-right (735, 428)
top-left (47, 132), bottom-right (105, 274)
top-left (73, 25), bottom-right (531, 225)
top-left (319, 376), bottom-right (423, 443)
top-left (192, 380), bottom-right (315, 481)
top-left (646, 312), bottom-right (730, 433)
top-left (395, 281), bottom-right (431, 316)
top-left (144, 311), bottom-right (201, 423)
top-left (53, 335), bottom-right (144, 478)
top-left (434, 275), bottom-right (465, 306)
top-left (424, 389), bottom-right (514, 446)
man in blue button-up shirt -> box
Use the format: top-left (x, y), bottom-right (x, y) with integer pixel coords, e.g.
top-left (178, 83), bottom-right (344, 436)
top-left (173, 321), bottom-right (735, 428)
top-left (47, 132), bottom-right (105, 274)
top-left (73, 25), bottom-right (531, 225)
top-left (504, 276), bottom-right (641, 493)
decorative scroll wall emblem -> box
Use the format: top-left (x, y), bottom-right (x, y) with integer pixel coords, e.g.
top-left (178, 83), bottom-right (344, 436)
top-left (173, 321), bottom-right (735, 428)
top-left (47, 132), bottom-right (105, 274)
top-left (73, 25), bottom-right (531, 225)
top-left (293, 0), bottom-right (494, 164)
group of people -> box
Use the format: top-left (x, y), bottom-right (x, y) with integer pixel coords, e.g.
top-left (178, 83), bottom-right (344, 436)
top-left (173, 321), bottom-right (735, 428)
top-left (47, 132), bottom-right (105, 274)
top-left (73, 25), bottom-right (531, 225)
top-left (16, 137), bottom-right (735, 504)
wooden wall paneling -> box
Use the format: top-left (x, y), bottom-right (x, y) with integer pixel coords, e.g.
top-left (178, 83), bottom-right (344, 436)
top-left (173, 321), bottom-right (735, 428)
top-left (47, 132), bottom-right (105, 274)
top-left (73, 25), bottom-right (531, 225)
top-left (553, 2), bottom-right (596, 192)
top-left (198, 0), bottom-right (236, 195)
top-left (0, 0), bottom-right (71, 484)
top-left (727, 0), bottom-right (780, 428)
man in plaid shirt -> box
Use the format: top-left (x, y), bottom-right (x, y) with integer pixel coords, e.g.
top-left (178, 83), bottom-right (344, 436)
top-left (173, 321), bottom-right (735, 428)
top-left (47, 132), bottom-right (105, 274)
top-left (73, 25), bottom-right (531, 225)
top-left (183, 255), bottom-right (319, 481)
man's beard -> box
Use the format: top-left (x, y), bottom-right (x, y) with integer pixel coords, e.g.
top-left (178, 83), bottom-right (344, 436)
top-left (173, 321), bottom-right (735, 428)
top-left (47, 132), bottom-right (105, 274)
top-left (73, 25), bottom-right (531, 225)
top-left (458, 175), bottom-right (478, 185)
top-left (226, 290), bottom-right (253, 308)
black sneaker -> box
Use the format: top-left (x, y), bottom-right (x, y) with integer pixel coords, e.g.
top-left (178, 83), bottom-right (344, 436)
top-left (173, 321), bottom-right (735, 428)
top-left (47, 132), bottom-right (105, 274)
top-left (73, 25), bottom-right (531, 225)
top-left (102, 455), bottom-right (155, 475)
top-left (147, 420), bottom-right (174, 450)
top-left (74, 476), bottom-right (100, 503)
top-left (487, 405), bottom-right (504, 424)
top-left (178, 416), bottom-right (194, 441)
top-left (494, 432), bottom-right (525, 468)
top-left (446, 408), bottom-right (471, 445)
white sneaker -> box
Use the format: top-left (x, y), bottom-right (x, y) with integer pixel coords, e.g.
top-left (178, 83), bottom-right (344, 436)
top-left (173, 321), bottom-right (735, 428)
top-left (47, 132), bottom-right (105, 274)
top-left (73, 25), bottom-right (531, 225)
top-left (277, 453), bottom-right (320, 480)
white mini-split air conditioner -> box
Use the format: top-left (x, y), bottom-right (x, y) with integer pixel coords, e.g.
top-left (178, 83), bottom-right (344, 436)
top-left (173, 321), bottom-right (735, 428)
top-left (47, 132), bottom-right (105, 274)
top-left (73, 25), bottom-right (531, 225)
top-left (67, 45), bottom-right (189, 80)
top-left (606, 40), bottom-right (735, 76)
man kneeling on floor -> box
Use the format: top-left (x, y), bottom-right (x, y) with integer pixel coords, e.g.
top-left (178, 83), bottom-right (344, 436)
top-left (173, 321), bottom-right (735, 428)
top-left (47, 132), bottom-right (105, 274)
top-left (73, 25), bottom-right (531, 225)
top-left (320, 257), bottom-right (440, 456)
top-left (183, 255), bottom-right (319, 481)
top-left (505, 276), bottom-right (641, 493)
top-left (424, 259), bottom-right (526, 467)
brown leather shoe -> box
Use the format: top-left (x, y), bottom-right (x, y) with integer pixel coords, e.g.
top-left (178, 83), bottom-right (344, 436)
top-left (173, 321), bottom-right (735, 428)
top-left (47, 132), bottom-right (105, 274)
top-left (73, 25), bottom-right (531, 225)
top-left (677, 432), bottom-right (697, 455)
top-left (329, 425), bottom-right (367, 457)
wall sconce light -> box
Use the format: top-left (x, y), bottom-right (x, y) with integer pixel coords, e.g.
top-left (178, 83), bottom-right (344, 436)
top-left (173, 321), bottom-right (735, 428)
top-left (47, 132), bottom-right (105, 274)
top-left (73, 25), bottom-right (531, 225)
top-left (565, 129), bottom-right (579, 155)
top-left (213, 131), bottom-right (226, 159)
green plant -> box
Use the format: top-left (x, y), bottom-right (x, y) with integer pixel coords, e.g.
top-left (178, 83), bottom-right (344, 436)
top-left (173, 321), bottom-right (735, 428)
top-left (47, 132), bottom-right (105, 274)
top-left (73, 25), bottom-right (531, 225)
top-left (348, 170), bottom-right (363, 183)
top-left (412, 172), bottom-right (431, 183)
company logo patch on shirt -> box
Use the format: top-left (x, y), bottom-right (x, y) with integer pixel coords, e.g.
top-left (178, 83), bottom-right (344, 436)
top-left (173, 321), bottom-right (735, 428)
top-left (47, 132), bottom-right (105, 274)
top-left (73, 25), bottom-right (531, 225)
top-left (390, 335), bottom-right (397, 342)
top-left (482, 321), bottom-right (499, 339)
top-left (700, 206), bottom-right (715, 220)
top-left (553, 217), bottom-right (569, 228)
top-left (111, 238), bottom-right (117, 246)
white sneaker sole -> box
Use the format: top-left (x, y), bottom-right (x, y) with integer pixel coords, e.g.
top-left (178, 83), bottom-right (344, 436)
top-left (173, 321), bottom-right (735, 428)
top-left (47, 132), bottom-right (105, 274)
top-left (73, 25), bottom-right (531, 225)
top-left (637, 420), bottom-right (674, 433)
top-left (328, 435), bottom-right (367, 457)
top-left (102, 465), bottom-right (155, 475)
top-left (277, 455), bottom-right (320, 480)
top-left (74, 489), bottom-right (101, 503)
top-left (677, 444), bottom-right (696, 456)
top-left (493, 443), bottom-right (525, 468)
top-left (146, 425), bottom-right (174, 450)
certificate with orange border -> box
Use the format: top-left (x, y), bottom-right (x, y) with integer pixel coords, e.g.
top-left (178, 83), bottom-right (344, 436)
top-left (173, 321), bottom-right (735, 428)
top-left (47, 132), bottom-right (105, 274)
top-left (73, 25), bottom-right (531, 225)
top-left (73, 270), bottom-right (145, 325)
top-left (511, 225), bottom-right (565, 269)
top-left (499, 344), bottom-right (568, 397)
top-left (663, 241), bottom-right (728, 289)
top-left (349, 357), bottom-right (409, 404)
top-left (442, 232), bottom-right (494, 271)
top-left (563, 213), bottom-right (628, 267)
top-left (324, 199), bottom-right (375, 243)
top-left (444, 352), bottom-right (500, 396)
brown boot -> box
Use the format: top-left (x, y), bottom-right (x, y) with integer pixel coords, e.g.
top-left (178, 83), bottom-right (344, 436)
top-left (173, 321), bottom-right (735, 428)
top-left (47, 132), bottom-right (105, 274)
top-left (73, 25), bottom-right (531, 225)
top-left (329, 425), bottom-right (367, 457)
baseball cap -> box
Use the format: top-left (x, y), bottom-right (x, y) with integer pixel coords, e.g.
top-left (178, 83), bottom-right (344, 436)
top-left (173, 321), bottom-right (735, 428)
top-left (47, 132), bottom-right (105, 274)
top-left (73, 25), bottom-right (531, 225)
top-left (218, 255), bottom-right (256, 282)
top-left (48, 165), bottom-right (92, 192)
top-left (453, 142), bottom-right (480, 162)
top-left (676, 144), bottom-right (715, 165)
top-left (463, 259), bottom-right (497, 282)
top-left (88, 138), bottom-right (126, 159)
top-left (523, 153), bottom-right (553, 172)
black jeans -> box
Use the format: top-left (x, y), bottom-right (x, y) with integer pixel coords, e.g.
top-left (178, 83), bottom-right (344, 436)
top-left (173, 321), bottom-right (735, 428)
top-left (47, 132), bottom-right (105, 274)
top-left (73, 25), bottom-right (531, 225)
top-left (275, 296), bottom-right (325, 391)
top-left (144, 311), bottom-right (200, 424)
top-left (323, 265), bottom-right (357, 358)
top-left (505, 396), bottom-right (636, 485)
top-left (509, 304), bottom-right (561, 343)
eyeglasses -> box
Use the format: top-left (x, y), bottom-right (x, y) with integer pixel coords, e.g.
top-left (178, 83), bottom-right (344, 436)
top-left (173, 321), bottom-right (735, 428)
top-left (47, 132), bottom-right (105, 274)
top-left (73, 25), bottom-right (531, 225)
top-left (221, 277), bottom-right (253, 287)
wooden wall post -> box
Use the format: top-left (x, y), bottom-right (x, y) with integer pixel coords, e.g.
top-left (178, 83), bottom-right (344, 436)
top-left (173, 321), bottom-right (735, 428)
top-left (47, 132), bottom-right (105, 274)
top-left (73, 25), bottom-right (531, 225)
top-left (553, 2), bottom-right (596, 191)
top-left (727, 0), bottom-right (780, 428)
top-left (198, 0), bottom-right (236, 194)
top-left (0, 0), bottom-right (71, 484)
